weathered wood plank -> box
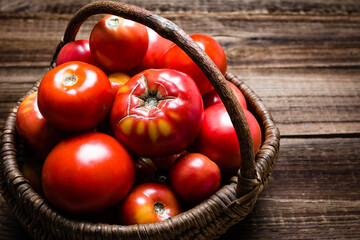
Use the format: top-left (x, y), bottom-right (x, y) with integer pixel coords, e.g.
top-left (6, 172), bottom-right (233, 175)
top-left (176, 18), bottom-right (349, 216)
top-left (232, 67), bottom-right (360, 136)
top-left (1, 137), bottom-right (359, 239)
top-left (224, 137), bottom-right (360, 239)
top-left (1, 0), bottom-right (360, 15)
top-left (0, 13), bottom-right (359, 67)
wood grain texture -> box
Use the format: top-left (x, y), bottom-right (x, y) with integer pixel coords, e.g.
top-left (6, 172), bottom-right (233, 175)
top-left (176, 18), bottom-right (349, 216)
top-left (1, 0), bottom-right (360, 239)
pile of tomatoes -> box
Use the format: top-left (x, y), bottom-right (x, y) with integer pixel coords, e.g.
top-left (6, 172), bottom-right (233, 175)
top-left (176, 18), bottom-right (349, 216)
top-left (16, 14), bottom-right (262, 224)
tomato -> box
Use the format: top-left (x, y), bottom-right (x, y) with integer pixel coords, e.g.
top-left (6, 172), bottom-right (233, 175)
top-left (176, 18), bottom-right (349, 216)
top-left (190, 104), bottom-right (262, 176)
top-left (202, 81), bottom-right (247, 109)
top-left (41, 132), bottom-right (135, 215)
top-left (169, 153), bottom-right (221, 203)
top-left (134, 157), bottom-right (159, 184)
top-left (89, 15), bottom-right (148, 72)
top-left (16, 92), bottom-right (70, 159)
top-left (37, 61), bottom-right (113, 132)
top-left (108, 72), bottom-right (131, 96)
top-left (118, 183), bottom-right (181, 225)
top-left (135, 27), bottom-right (174, 72)
top-left (150, 150), bottom-right (187, 172)
top-left (56, 39), bottom-right (96, 66)
top-left (110, 69), bottom-right (204, 157)
top-left (162, 34), bottom-right (227, 95)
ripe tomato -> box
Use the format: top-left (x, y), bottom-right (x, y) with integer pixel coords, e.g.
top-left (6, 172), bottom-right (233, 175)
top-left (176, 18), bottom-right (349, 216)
top-left (56, 39), bottom-right (96, 66)
top-left (134, 157), bottom-right (159, 184)
top-left (118, 183), bottom-right (181, 225)
top-left (110, 69), bottom-right (204, 157)
top-left (108, 72), bottom-right (131, 96)
top-left (150, 150), bottom-right (187, 172)
top-left (169, 153), bottom-right (221, 203)
top-left (162, 34), bottom-right (227, 95)
top-left (41, 132), bottom-right (135, 215)
top-left (191, 104), bottom-right (262, 176)
top-left (37, 61), bottom-right (113, 132)
top-left (135, 27), bottom-right (174, 72)
top-left (202, 81), bottom-right (247, 109)
top-left (89, 15), bottom-right (148, 72)
top-left (16, 92), bottom-right (69, 159)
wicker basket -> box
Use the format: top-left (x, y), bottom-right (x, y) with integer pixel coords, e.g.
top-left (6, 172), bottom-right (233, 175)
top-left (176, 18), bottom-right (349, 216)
top-left (0, 1), bottom-right (280, 239)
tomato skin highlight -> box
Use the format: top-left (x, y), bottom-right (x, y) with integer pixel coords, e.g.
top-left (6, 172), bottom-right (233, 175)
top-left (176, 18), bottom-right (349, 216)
top-left (41, 132), bottom-right (135, 215)
top-left (191, 104), bottom-right (262, 176)
top-left (37, 61), bottom-right (113, 132)
top-left (162, 34), bottom-right (227, 95)
top-left (89, 15), bottom-right (149, 72)
top-left (110, 69), bottom-right (204, 157)
top-left (118, 183), bottom-right (181, 225)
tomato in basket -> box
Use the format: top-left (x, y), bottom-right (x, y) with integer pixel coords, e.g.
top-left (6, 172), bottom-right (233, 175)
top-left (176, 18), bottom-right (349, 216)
top-left (169, 153), bottom-right (221, 203)
top-left (118, 183), bottom-right (181, 224)
top-left (202, 81), bottom-right (247, 110)
top-left (109, 68), bottom-right (204, 157)
top-left (191, 104), bottom-right (262, 176)
top-left (161, 34), bottom-right (227, 95)
top-left (41, 132), bottom-right (135, 215)
top-left (56, 39), bottom-right (96, 67)
top-left (89, 15), bottom-right (149, 72)
top-left (37, 61), bottom-right (113, 132)
top-left (135, 27), bottom-right (174, 72)
top-left (16, 92), bottom-right (69, 160)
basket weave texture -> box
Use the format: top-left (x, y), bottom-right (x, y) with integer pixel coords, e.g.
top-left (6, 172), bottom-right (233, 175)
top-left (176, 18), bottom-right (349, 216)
top-left (0, 1), bottom-right (280, 239)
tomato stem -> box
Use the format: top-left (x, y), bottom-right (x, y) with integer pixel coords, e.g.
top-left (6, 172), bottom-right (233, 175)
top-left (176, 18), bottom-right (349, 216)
top-left (153, 202), bottom-right (165, 215)
top-left (105, 16), bottom-right (124, 29)
top-left (62, 74), bottom-right (78, 86)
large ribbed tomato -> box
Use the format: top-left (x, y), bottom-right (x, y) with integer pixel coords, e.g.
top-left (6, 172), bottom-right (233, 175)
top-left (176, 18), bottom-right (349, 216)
top-left (41, 132), bottom-right (135, 215)
top-left (109, 69), bottom-right (204, 157)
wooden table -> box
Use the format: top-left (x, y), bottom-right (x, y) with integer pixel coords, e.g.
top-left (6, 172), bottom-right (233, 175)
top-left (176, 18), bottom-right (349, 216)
top-left (1, 0), bottom-right (359, 239)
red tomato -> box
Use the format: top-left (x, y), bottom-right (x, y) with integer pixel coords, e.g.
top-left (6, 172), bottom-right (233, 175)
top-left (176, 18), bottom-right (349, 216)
top-left (135, 27), bottom-right (174, 72)
top-left (56, 39), bottom-right (96, 66)
top-left (134, 157), bottom-right (159, 184)
top-left (37, 61), bottom-right (113, 132)
top-left (16, 92), bottom-right (69, 159)
top-left (191, 104), bottom-right (262, 176)
top-left (169, 153), bottom-right (221, 203)
top-left (162, 34), bottom-right (227, 95)
top-left (118, 183), bottom-right (181, 225)
top-left (109, 69), bottom-right (204, 157)
top-left (41, 132), bottom-right (135, 215)
top-left (108, 72), bottom-right (131, 96)
top-left (202, 81), bottom-right (247, 109)
top-left (89, 15), bottom-right (148, 72)
top-left (150, 150), bottom-right (187, 172)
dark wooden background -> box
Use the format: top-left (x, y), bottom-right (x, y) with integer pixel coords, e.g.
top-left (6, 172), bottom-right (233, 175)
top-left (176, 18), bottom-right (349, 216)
top-left (1, 0), bottom-right (360, 239)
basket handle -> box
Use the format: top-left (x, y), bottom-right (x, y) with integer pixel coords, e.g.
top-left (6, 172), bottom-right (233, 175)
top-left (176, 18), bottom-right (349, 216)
top-left (55, 1), bottom-right (256, 191)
